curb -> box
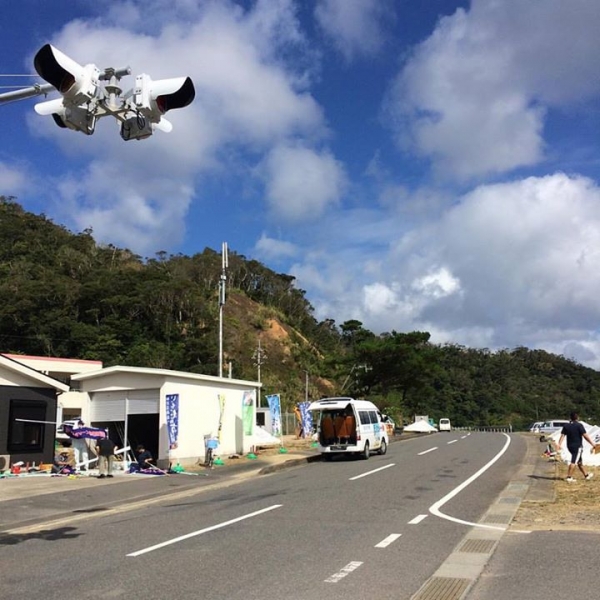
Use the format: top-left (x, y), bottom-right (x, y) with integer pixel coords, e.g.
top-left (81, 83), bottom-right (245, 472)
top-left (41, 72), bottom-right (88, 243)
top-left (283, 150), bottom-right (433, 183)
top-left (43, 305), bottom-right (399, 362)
top-left (410, 433), bottom-right (551, 600)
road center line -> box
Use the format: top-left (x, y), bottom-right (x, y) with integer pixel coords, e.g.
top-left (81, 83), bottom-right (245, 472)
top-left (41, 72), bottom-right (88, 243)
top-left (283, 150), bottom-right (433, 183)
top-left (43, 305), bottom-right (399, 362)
top-left (349, 463), bottom-right (395, 480)
top-left (447, 440), bottom-right (457, 445)
top-left (429, 433), bottom-right (511, 531)
top-left (127, 504), bottom-right (282, 557)
top-left (325, 561), bottom-right (363, 583)
top-left (408, 514), bottom-right (428, 524)
top-left (418, 447), bottom-right (438, 456)
top-left (375, 533), bottom-right (402, 548)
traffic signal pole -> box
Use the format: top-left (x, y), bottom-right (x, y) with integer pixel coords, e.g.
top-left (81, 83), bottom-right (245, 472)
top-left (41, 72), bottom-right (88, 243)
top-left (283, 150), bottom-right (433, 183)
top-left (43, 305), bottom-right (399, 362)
top-left (0, 82), bottom-right (55, 105)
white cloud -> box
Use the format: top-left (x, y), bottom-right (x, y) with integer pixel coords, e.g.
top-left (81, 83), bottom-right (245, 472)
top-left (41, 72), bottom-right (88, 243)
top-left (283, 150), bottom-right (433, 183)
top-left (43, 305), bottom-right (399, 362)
top-left (386, 0), bottom-right (600, 180)
top-left (0, 162), bottom-right (28, 195)
top-left (314, 0), bottom-right (394, 61)
top-left (28, 0), bottom-right (331, 254)
top-left (291, 173), bottom-right (600, 368)
top-left (254, 233), bottom-right (298, 261)
top-left (261, 143), bottom-right (347, 222)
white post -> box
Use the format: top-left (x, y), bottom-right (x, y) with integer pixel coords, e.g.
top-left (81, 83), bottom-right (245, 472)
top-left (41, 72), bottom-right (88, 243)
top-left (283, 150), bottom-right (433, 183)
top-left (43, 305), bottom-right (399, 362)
top-left (123, 396), bottom-right (129, 472)
top-left (218, 242), bottom-right (228, 378)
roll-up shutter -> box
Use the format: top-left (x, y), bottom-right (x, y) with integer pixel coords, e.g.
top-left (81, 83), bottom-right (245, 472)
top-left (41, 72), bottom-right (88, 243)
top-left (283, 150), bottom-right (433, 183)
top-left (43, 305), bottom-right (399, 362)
top-left (89, 392), bottom-right (127, 421)
top-left (89, 389), bottom-right (160, 422)
top-left (128, 389), bottom-right (160, 415)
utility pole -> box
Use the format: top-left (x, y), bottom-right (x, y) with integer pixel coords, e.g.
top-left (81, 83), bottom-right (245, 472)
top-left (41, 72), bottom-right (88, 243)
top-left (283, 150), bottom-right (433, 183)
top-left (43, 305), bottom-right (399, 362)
top-left (218, 242), bottom-right (228, 378)
top-left (252, 338), bottom-right (267, 384)
top-left (304, 370), bottom-right (309, 404)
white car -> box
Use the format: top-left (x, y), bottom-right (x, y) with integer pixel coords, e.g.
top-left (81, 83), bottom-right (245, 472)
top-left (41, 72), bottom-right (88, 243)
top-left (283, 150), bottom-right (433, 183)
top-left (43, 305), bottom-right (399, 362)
top-left (538, 420), bottom-right (569, 435)
top-left (309, 397), bottom-right (389, 460)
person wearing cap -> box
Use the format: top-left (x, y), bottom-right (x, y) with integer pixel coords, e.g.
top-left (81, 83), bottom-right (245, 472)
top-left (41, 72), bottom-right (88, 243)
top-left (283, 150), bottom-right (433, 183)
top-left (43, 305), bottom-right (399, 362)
top-left (557, 411), bottom-right (597, 482)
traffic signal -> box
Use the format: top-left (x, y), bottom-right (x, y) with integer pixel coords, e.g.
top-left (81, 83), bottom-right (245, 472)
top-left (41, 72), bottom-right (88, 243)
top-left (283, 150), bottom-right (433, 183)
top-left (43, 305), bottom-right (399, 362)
top-left (34, 98), bottom-right (96, 135)
top-left (33, 44), bottom-right (100, 135)
top-left (28, 44), bottom-right (195, 140)
top-left (33, 44), bottom-right (100, 107)
top-left (133, 74), bottom-right (194, 127)
top-left (120, 74), bottom-right (195, 141)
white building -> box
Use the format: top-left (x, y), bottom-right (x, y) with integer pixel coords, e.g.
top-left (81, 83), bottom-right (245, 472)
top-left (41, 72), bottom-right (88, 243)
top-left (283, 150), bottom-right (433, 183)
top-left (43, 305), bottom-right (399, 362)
top-left (71, 366), bottom-right (261, 467)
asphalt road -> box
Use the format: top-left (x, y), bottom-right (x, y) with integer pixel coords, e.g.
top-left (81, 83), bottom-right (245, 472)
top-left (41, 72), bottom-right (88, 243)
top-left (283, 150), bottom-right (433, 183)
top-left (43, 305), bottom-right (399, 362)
top-left (0, 432), bottom-right (526, 600)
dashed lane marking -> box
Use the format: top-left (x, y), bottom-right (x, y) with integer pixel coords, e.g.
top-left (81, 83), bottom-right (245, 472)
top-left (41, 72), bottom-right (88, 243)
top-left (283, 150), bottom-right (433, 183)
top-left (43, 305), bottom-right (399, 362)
top-left (418, 447), bottom-right (438, 456)
top-left (349, 463), bottom-right (395, 481)
top-left (127, 504), bottom-right (282, 557)
top-left (375, 533), bottom-right (402, 548)
top-left (324, 561), bottom-right (363, 583)
top-left (408, 514), bottom-right (428, 524)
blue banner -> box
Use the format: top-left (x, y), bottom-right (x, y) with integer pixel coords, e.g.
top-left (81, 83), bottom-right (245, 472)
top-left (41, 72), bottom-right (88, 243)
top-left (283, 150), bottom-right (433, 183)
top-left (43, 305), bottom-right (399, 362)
top-left (266, 394), bottom-right (282, 437)
top-left (63, 424), bottom-right (106, 440)
top-left (299, 401), bottom-right (313, 437)
top-left (166, 393), bottom-right (179, 450)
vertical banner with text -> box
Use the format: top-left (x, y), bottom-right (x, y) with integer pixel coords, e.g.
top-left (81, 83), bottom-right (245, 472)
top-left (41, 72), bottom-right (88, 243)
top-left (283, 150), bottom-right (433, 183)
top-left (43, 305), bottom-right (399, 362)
top-left (166, 394), bottom-right (179, 456)
top-left (266, 394), bottom-right (282, 438)
top-left (217, 394), bottom-right (226, 443)
top-left (242, 389), bottom-right (255, 435)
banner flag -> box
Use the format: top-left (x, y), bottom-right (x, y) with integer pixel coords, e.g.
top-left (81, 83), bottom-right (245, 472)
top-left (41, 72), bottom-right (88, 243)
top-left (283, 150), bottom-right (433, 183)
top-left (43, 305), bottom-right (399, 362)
top-left (217, 394), bottom-right (226, 443)
top-left (266, 394), bottom-right (282, 438)
top-left (242, 389), bottom-right (255, 435)
top-left (166, 393), bottom-right (179, 450)
top-left (63, 424), bottom-right (107, 440)
top-left (299, 401), bottom-right (313, 437)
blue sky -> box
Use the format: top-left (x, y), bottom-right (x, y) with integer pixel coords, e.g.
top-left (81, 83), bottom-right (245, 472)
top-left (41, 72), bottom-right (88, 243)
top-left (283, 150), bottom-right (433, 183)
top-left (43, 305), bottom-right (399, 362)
top-left (3, 0), bottom-right (600, 369)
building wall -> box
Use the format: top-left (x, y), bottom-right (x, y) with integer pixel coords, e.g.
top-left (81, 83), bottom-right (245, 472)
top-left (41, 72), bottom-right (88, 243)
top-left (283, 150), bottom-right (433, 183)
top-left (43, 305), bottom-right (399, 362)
top-left (160, 379), bottom-right (257, 467)
top-left (0, 385), bottom-right (57, 469)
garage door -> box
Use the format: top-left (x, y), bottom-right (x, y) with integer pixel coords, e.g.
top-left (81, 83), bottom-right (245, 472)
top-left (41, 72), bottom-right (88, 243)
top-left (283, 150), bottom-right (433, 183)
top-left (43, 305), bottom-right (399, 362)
top-left (90, 389), bottom-right (160, 421)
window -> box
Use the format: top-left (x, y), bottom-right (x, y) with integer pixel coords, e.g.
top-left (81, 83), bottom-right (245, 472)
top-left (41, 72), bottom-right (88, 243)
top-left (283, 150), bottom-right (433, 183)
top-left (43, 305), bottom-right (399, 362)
top-left (359, 410), bottom-right (370, 425)
top-left (8, 399), bottom-right (46, 453)
top-left (368, 410), bottom-right (378, 424)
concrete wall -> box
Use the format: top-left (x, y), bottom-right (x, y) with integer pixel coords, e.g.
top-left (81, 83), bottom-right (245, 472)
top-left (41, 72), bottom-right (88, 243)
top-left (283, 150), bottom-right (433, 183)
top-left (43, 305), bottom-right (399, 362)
top-left (160, 379), bottom-right (257, 467)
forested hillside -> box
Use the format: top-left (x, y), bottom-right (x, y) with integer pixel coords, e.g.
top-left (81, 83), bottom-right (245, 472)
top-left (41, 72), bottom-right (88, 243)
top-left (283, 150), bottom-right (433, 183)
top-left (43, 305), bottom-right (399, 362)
top-left (2, 196), bottom-right (600, 428)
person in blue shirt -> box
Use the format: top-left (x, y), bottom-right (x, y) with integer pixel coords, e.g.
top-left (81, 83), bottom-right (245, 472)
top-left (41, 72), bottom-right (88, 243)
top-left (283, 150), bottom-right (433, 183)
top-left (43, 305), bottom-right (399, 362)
top-left (136, 445), bottom-right (154, 469)
top-left (557, 412), bottom-right (597, 482)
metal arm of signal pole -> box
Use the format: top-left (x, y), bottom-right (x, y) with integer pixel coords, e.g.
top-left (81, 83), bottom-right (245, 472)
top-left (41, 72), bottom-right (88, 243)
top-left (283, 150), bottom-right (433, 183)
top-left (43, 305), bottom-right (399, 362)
top-left (0, 82), bottom-right (55, 105)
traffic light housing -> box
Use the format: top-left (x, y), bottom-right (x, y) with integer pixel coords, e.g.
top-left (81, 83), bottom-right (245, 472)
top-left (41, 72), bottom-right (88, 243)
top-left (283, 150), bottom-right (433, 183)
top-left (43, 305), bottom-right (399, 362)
top-left (132, 74), bottom-right (195, 125)
top-left (29, 44), bottom-right (195, 140)
top-left (33, 44), bottom-right (100, 107)
top-left (34, 98), bottom-right (96, 135)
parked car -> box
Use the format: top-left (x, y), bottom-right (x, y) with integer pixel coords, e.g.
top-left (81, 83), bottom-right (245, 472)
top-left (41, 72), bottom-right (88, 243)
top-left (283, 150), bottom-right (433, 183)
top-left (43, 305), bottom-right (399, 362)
top-left (309, 397), bottom-right (389, 460)
top-left (538, 420), bottom-right (569, 435)
top-left (528, 421), bottom-right (544, 433)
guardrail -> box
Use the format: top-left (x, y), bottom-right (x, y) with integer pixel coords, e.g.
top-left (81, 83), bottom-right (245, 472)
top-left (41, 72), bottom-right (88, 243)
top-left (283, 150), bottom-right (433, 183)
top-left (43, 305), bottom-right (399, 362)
top-left (452, 425), bottom-right (513, 433)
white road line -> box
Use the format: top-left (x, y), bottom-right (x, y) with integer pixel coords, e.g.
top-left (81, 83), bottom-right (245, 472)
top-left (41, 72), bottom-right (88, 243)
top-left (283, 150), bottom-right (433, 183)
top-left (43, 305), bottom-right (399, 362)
top-left (429, 433), bottom-right (511, 531)
top-left (375, 533), bottom-right (402, 548)
top-left (127, 504), bottom-right (282, 557)
top-left (325, 561), bottom-right (363, 583)
top-left (447, 440), bottom-right (457, 445)
top-left (418, 447), bottom-right (438, 456)
top-left (408, 514), bottom-right (428, 524)
top-left (349, 463), bottom-right (395, 480)
top-left (461, 435), bottom-right (467, 439)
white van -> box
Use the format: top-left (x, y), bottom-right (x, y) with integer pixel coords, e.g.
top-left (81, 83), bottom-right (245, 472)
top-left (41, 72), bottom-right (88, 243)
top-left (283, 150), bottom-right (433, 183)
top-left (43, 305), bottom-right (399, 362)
top-left (439, 418), bottom-right (451, 432)
top-left (538, 420), bottom-right (569, 435)
top-left (309, 397), bottom-right (389, 460)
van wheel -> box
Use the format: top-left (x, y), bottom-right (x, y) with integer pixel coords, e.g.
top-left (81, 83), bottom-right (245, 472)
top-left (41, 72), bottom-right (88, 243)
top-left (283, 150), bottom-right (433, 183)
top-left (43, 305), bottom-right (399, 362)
top-left (362, 442), bottom-right (370, 460)
top-left (378, 438), bottom-right (387, 455)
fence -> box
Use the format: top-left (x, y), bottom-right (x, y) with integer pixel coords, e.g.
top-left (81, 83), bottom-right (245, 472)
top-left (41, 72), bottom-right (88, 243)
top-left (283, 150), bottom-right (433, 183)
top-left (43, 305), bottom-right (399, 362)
top-left (452, 425), bottom-right (513, 433)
